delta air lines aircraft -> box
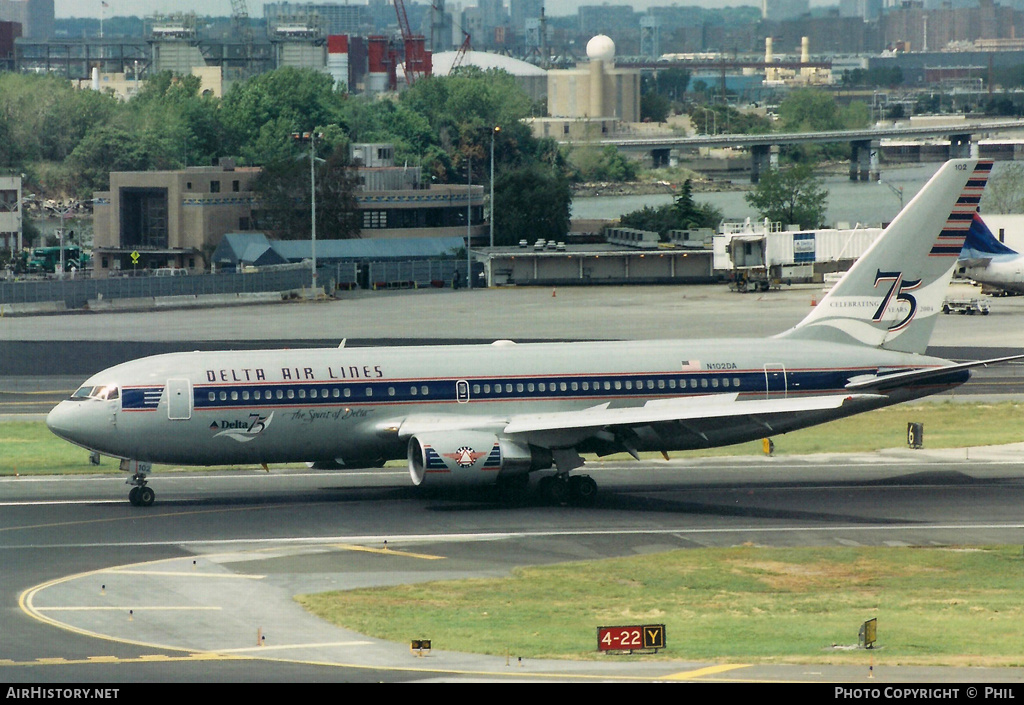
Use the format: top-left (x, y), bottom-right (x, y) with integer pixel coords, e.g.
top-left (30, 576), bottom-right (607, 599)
top-left (958, 212), bottom-right (1024, 295)
top-left (47, 159), bottom-right (1019, 506)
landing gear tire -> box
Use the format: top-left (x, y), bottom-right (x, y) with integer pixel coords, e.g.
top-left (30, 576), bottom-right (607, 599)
top-left (137, 486), bottom-right (155, 507)
top-left (538, 474), bottom-right (598, 506)
top-left (127, 470), bottom-right (155, 507)
top-left (537, 475), bottom-right (569, 505)
top-left (568, 475), bottom-right (598, 506)
top-left (128, 485), bottom-right (155, 507)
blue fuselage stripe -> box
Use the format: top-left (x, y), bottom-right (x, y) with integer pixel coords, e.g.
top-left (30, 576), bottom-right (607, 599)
top-left (119, 367), bottom-right (910, 412)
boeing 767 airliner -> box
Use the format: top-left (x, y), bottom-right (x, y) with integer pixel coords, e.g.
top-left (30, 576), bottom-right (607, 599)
top-left (47, 158), bottom-right (1020, 506)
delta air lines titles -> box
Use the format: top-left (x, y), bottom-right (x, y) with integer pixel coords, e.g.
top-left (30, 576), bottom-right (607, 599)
top-left (205, 363), bottom-right (386, 384)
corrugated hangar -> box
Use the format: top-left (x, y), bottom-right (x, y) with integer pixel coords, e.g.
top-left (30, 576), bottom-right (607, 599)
top-left (479, 238), bottom-right (714, 287)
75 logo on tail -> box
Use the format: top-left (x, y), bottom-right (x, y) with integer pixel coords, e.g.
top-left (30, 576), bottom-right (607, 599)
top-left (872, 270), bottom-right (921, 331)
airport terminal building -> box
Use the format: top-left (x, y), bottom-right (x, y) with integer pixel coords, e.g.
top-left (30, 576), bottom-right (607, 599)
top-left (90, 145), bottom-right (484, 278)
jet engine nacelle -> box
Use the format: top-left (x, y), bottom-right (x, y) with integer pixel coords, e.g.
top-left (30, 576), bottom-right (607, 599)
top-left (408, 431), bottom-right (550, 487)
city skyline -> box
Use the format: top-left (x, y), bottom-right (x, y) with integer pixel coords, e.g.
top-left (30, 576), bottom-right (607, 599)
top-left (55, 0), bottom-right (776, 21)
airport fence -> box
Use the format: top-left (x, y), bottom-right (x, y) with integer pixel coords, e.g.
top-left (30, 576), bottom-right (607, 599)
top-left (337, 260), bottom-right (479, 290)
top-left (0, 267), bottom-right (313, 310)
top-left (0, 259), bottom-right (487, 310)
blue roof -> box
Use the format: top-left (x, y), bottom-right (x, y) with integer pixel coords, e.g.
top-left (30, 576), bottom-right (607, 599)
top-left (271, 237), bottom-right (466, 262)
top-left (212, 233), bottom-right (466, 267)
top-left (213, 233), bottom-right (272, 265)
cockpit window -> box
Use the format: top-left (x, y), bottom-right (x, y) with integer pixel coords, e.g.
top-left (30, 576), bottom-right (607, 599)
top-left (71, 385), bottom-right (119, 401)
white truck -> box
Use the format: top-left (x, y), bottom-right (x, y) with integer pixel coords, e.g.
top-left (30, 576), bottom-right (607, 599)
top-left (941, 297), bottom-right (990, 315)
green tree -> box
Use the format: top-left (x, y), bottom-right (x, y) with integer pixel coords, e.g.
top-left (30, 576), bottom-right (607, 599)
top-left (655, 67), bottom-right (690, 101)
top-left (65, 122), bottom-right (177, 195)
top-left (220, 67), bottom-right (346, 164)
top-left (0, 72), bottom-right (120, 167)
top-left (396, 68), bottom-right (545, 183)
top-left (253, 141), bottom-right (360, 240)
top-left (130, 71), bottom-right (229, 167)
top-left (566, 145), bottom-right (637, 182)
top-left (618, 179), bottom-right (722, 237)
top-left (492, 164), bottom-right (571, 246)
top-left (641, 90), bottom-right (671, 123)
top-left (745, 163), bottom-right (829, 229)
top-left (982, 162), bottom-right (1024, 215)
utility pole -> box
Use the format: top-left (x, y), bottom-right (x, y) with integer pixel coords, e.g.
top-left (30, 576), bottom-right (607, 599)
top-left (291, 131), bottom-right (321, 297)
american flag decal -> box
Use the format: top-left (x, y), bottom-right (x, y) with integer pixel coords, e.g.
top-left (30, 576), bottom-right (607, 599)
top-left (930, 161), bottom-right (992, 257)
top-left (121, 386), bottom-right (164, 411)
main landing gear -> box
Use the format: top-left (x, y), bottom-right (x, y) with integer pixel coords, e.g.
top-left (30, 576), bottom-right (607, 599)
top-left (494, 472), bottom-right (599, 506)
top-left (536, 473), bottom-right (598, 506)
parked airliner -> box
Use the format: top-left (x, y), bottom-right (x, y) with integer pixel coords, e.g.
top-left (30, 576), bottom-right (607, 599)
top-left (47, 159), bottom-right (1019, 506)
top-left (958, 212), bottom-right (1024, 295)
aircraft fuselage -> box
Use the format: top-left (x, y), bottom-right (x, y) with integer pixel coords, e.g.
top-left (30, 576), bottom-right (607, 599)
top-left (47, 338), bottom-right (965, 468)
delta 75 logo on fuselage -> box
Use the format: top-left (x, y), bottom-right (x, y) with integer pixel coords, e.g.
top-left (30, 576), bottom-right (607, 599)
top-left (211, 412), bottom-right (274, 442)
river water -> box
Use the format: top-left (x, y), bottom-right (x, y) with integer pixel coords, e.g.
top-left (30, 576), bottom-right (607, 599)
top-left (571, 162), bottom-right (947, 228)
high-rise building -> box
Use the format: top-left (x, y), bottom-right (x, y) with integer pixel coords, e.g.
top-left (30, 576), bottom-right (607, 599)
top-left (761, 0), bottom-right (809, 21)
top-left (640, 14), bottom-right (660, 59)
top-left (0, 0), bottom-right (53, 39)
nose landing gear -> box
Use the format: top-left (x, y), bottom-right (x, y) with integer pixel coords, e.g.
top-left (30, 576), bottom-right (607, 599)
top-left (128, 481), bottom-right (155, 507)
top-left (121, 459), bottom-right (155, 507)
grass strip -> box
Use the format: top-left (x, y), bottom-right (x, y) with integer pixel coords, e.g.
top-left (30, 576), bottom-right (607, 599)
top-left (5, 400), bottom-right (1024, 475)
top-left (297, 545), bottom-right (1024, 666)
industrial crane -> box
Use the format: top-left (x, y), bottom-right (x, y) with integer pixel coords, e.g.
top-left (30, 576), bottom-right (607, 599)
top-left (393, 0), bottom-right (428, 85)
top-left (230, 0), bottom-right (255, 77)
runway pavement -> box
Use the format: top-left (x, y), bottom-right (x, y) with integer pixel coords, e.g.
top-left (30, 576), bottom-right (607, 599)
top-left (4, 445), bottom-right (1024, 683)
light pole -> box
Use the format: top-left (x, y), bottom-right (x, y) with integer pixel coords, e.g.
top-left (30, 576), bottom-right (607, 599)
top-left (698, 106), bottom-right (716, 136)
top-left (489, 125), bottom-right (500, 250)
top-left (57, 205), bottom-right (73, 280)
top-left (878, 178), bottom-right (904, 212)
top-left (466, 155), bottom-right (472, 290)
top-left (291, 131), bottom-right (321, 297)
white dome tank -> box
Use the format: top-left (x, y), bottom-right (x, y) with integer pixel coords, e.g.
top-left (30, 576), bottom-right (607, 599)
top-left (586, 35), bottom-right (615, 62)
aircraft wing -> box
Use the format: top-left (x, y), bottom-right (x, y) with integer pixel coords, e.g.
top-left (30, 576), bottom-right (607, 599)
top-left (844, 354), bottom-right (1024, 393)
top-left (499, 392), bottom-right (884, 450)
top-left (959, 257), bottom-right (992, 268)
top-left (394, 393), bottom-right (883, 451)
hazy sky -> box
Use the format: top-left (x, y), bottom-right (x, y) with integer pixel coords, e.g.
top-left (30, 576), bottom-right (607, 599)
top-left (56, 0), bottom-right (767, 21)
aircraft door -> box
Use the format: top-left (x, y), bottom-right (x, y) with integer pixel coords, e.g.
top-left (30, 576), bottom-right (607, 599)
top-left (763, 364), bottom-right (787, 398)
top-left (456, 379), bottom-right (470, 403)
top-left (167, 378), bottom-right (192, 420)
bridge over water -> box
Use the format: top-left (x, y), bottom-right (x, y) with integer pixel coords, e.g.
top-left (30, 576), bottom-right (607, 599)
top-left (564, 119), bottom-right (1024, 182)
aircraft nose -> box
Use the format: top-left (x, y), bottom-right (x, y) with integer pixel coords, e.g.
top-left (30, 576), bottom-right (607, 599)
top-left (46, 401), bottom-right (76, 441)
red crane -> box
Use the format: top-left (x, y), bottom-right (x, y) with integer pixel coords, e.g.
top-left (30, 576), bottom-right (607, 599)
top-left (450, 30), bottom-right (471, 75)
top-left (393, 0), bottom-right (429, 85)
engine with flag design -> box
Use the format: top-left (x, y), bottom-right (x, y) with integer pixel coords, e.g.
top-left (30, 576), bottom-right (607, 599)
top-left (407, 431), bottom-right (547, 486)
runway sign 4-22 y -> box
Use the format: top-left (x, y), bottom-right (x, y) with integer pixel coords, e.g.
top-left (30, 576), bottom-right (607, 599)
top-left (597, 624), bottom-right (666, 653)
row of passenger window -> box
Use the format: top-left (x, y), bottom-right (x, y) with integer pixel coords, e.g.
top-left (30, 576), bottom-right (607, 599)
top-left (204, 376), bottom-right (745, 404)
top-left (470, 376), bottom-right (744, 395)
top-left (207, 385), bottom-right (433, 402)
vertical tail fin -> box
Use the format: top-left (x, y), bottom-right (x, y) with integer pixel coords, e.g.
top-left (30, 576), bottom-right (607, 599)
top-left (779, 158), bottom-right (992, 354)
top-left (961, 212), bottom-right (1017, 259)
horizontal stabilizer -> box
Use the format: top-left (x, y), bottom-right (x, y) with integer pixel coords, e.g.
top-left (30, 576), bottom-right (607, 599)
top-left (959, 257), bottom-right (992, 268)
top-left (845, 354), bottom-right (1024, 392)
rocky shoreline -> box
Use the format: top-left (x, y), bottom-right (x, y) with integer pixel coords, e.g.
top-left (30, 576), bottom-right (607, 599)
top-left (571, 176), bottom-right (748, 198)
